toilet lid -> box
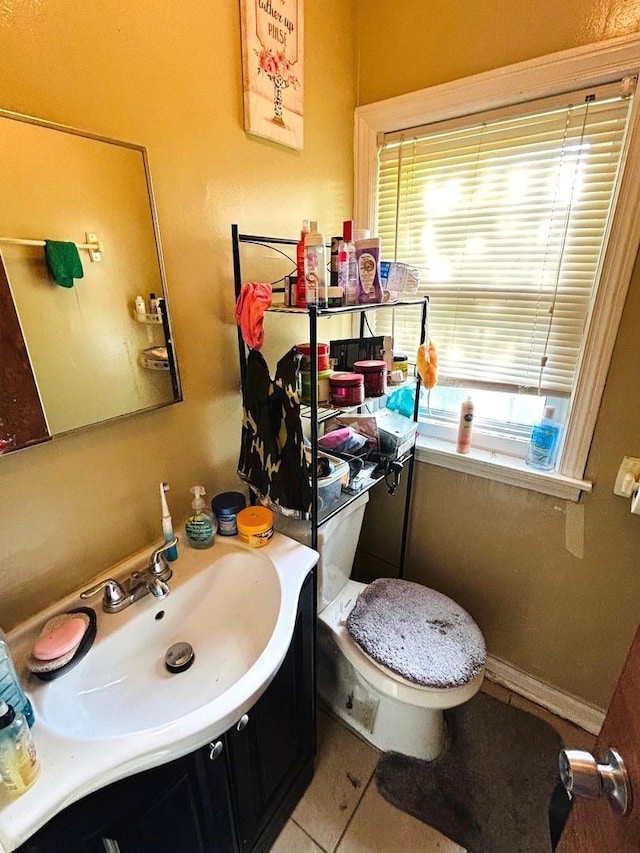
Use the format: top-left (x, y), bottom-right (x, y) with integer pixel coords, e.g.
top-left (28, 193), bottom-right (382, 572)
top-left (346, 578), bottom-right (486, 689)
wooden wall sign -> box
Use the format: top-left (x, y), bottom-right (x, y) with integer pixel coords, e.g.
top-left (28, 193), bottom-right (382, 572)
top-left (240, 0), bottom-right (304, 150)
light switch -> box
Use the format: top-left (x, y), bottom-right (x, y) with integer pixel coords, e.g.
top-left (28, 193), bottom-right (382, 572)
top-left (613, 456), bottom-right (640, 496)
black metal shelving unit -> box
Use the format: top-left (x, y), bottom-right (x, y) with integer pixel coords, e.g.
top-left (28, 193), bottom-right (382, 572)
top-left (232, 224), bottom-right (428, 574)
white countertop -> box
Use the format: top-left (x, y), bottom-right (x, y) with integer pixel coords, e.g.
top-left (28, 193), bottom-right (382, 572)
top-left (0, 531), bottom-right (318, 852)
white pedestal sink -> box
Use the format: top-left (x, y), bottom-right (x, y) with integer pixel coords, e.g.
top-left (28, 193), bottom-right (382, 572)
top-left (0, 530), bottom-right (318, 853)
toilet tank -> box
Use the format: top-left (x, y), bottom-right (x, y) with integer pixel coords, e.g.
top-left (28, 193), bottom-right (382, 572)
top-left (274, 491), bottom-right (369, 611)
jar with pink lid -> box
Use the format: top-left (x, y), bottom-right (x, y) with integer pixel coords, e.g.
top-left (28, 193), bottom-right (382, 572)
top-left (329, 372), bottom-right (365, 406)
top-left (353, 360), bottom-right (388, 397)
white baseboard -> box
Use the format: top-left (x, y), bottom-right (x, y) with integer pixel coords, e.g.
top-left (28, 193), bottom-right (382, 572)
top-left (485, 655), bottom-right (605, 736)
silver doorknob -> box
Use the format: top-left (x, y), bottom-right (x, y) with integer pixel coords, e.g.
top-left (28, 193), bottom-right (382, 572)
top-left (559, 748), bottom-right (631, 815)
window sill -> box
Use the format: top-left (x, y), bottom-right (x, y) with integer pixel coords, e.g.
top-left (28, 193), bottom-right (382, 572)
top-left (414, 435), bottom-right (592, 501)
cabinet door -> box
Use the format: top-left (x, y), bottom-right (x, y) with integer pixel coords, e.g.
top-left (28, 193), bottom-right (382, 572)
top-left (18, 751), bottom-right (236, 853)
top-left (99, 758), bottom-right (210, 853)
top-left (224, 570), bottom-right (316, 853)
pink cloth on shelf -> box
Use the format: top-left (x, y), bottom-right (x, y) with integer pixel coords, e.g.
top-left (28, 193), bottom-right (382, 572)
top-left (235, 281), bottom-right (273, 350)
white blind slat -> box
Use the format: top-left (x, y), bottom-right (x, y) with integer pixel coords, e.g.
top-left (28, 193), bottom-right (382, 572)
top-left (375, 88), bottom-right (632, 395)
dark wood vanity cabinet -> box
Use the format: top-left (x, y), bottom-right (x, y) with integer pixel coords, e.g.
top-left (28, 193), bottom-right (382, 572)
top-left (17, 570), bottom-right (316, 853)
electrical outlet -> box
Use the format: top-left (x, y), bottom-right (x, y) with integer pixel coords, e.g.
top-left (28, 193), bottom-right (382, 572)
top-left (613, 456), bottom-right (640, 497)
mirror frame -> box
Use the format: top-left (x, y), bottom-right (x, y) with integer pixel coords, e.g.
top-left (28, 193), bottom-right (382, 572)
top-left (0, 109), bottom-right (182, 455)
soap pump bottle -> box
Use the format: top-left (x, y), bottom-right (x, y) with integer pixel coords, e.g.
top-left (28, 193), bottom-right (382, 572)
top-left (0, 699), bottom-right (40, 795)
top-left (0, 630), bottom-right (34, 728)
top-left (185, 486), bottom-right (217, 549)
top-left (526, 406), bottom-right (562, 470)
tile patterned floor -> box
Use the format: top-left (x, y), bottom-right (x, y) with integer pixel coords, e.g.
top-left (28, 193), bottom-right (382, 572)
top-left (270, 681), bottom-right (597, 853)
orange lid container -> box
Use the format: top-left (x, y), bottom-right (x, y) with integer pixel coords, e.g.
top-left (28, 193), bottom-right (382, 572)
top-left (237, 506), bottom-right (274, 547)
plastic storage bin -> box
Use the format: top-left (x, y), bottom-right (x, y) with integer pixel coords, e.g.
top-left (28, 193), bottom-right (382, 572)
top-left (375, 410), bottom-right (418, 459)
top-left (306, 449), bottom-right (350, 511)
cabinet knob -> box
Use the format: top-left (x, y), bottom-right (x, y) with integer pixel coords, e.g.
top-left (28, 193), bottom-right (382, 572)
top-left (208, 740), bottom-right (224, 761)
top-left (236, 714), bottom-right (249, 732)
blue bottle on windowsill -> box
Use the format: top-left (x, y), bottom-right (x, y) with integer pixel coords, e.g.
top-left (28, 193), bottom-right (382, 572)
top-left (526, 406), bottom-right (562, 471)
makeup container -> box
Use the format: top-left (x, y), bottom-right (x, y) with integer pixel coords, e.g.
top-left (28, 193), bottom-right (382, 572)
top-left (393, 353), bottom-right (409, 381)
top-left (329, 372), bottom-right (365, 407)
top-left (237, 506), bottom-right (274, 548)
top-left (353, 360), bottom-right (388, 397)
top-left (295, 342), bottom-right (330, 371)
top-left (211, 491), bottom-right (246, 536)
top-left (301, 369), bottom-right (334, 404)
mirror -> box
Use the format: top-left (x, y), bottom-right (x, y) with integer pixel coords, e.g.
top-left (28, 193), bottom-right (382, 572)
top-left (0, 110), bottom-right (181, 455)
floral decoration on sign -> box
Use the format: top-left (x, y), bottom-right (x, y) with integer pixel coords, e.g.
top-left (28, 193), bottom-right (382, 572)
top-left (255, 47), bottom-right (300, 127)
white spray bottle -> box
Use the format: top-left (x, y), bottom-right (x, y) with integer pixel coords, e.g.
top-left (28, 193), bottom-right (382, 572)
top-left (160, 482), bottom-right (178, 561)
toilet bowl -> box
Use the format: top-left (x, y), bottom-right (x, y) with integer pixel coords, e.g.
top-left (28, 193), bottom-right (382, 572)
top-left (275, 491), bottom-right (486, 760)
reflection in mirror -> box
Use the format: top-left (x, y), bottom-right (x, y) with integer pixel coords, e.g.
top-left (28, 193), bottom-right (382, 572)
top-left (0, 110), bottom-right (181, 456)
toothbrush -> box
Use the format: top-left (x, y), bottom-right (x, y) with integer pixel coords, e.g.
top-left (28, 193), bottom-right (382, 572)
top-left (160, 482), bottom-right (179, 561)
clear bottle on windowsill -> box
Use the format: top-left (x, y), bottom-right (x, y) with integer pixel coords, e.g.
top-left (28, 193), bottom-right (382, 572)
top-left (526, 406), bottom-right (562, 470)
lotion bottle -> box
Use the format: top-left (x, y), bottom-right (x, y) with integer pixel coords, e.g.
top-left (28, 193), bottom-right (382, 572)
top-left (456, 397), bottom-right (474, 453)
top-left (185, 486), bottom-right (217, 549)
top-left (0, 699), bottom-right (40, 796)
top-left (355, 236), bottom-right (383, 304)
top-left (295, 219), bottom-right (310, 308)
top-left (304, 221), bottom-right (328, 308)
top-left (341, 220), bottom-right (358, 306)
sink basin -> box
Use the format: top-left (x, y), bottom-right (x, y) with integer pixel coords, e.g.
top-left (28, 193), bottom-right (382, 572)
top-left (38, 549), bottom-right (281, 738)
top-left (0, 531), bottom-right (318, 853)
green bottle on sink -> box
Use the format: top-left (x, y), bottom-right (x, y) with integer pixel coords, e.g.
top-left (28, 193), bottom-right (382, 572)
top-left (185, 486), bottom-right (217, 549)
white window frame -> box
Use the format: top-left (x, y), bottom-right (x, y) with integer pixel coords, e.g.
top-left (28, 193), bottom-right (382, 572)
top-left (354, 34), bottom-right (640, 501)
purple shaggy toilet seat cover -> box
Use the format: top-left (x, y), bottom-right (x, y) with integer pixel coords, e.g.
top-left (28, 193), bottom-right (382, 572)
top-left (346, 578), bottom-right (486, 688)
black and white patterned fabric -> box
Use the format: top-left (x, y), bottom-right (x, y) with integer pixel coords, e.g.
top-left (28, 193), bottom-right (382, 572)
top-left (238, 347), bottom-right (311, 517)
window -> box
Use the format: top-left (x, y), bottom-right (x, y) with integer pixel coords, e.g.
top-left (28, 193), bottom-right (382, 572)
top-left (354, 36), bottom-right (640, 498)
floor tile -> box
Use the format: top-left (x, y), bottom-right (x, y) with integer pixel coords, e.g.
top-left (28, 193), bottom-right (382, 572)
top-left (335, 781), bottom-right (465, 853)
top-left (292, 710), bottom-right (378, 853)
top-left (270, 820), bottom-right (324, 853)
top-left (509, 693), bottom-right (597, 750)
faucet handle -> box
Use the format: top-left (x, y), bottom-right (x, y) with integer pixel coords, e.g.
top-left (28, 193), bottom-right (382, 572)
top-left (149, 537), bottom-right (179, 576)
top-left (80, 578), bottom-right (126, 607)
top-left (131, 571), bottom-right (171, 599)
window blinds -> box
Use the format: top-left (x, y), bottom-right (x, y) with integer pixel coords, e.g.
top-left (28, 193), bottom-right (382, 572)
top-left (375, 83), bottom-right (633, 396)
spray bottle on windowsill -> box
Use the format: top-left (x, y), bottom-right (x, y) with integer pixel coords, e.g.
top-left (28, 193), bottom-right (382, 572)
top-left (526, 406), bottom-right (562, 471)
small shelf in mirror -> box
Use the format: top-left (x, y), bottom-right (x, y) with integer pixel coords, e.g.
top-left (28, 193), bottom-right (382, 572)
top-left (133, 311), bottom-right (163, 325)
top-left (140, 347), bottom-right (170, 371)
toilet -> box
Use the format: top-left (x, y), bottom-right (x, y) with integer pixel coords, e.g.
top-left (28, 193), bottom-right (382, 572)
top-left (276, 491), bottom-right (486, 760)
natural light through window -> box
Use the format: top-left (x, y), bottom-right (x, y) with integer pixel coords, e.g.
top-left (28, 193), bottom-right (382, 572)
top-left (355, 37), bottom-right (640, 497)
top-left (373, 84), bottom-right (633, 462)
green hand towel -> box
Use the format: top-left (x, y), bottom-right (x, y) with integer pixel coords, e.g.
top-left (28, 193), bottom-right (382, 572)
top-left (44, 240), bottom-right (84, 288)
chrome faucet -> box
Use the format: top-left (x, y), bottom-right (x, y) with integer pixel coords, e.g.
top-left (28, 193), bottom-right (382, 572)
top-left (80, 537), bottom-right (178, 613)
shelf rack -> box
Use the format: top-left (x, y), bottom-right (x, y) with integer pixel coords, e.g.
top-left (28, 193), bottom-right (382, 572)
top-left (232, 224), bottom-right (428, 573)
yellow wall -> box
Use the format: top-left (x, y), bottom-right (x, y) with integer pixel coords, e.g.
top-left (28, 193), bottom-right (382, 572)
top-left (0, 1), bottom-right (357, 622)
top-left (357, 0), bottom-right (640, 709)
top-left (357, 0), bottom-right (640, 104)
top-left (1, 0), bottom-right (638, 713)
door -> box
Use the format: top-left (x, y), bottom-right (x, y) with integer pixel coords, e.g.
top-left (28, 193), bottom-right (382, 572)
top-left (558, 624), bottom-right (640, 852)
